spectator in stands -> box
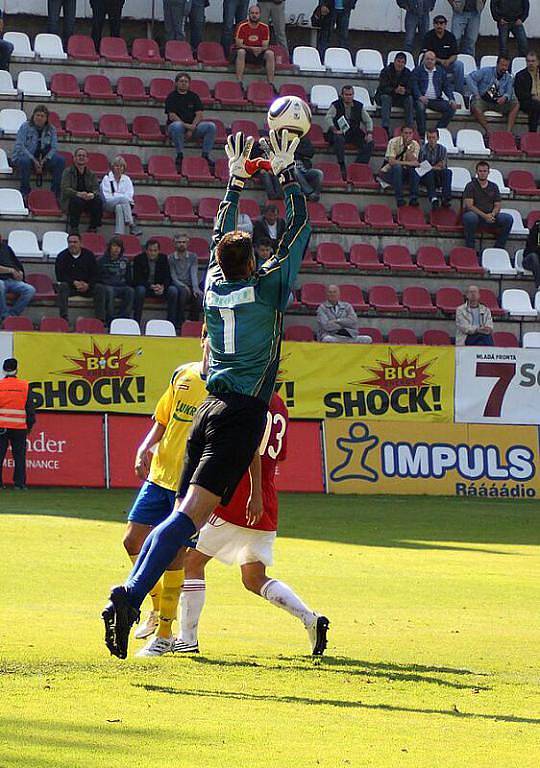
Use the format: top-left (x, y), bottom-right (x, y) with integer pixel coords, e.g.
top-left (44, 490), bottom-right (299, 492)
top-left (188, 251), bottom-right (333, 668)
top-left (0, 10), bottom-right (14, 70)
top-left (418, 128), bottom-right (453, 209)
top-left (90, 0), bottom-right (125, 51)
top-left (422, 14), bottom-right (465, 95)
top-left (317, 284), bottom-right (362, 343)
top-left (168, 234), bottom-right (202, 330)
top-left (325, 85), bottom-right (373, 180)
top-left (222, 0), bottom-right (250, 52)
top-left (60, 147), bottom-right (103, 234)
top-left (55, 233), bottom-right (99, 321)
top-left (184, 0), bottom-right (207, 51)
top-left (396, 0), bottom-right (436, 53)
top-left (311, 0), bottom-right (334, 57)
top-left (95, 237), bottom-right (134, 326)
top-left (255, 237), bottom-right (273, 266)
top-left (100, 156), bottom-right (142, 237)
top-left (165, 72), bottom-right (217, 173)
top-left (411, 50), bottom-right (458, 136)
top-left (47, 0), bottom-right (75, 46)
top-left (0, 235), bottom-right (35, 323)
top-left (455, 285), bottom-right (494, 345)
top-left (522, 217), bottom-right (540, 292)
top-left (11, 105), bottom-right (65, 204)
top-left (378, 125), bottom-right (420, 207)
top-left (295, 135), bottom-right (323, 201)
top-left (260, 167), bottom-right (282, 199)
top-left (448, 0), bottom-right (486, 57)
top-left (514, 50), bottom-right (540, 132)
top-left (253, 203), bottom-right (286, 250)
top-left (467, 55), bottom-right (520, 133)
top-left (133, 239), bottom-right (178, 326)
top-left (259, 0), bottom-right (287, 50)
top-left (163, 0), bottom-right (187, 41)
top-left (462, 160), bottom-right (513, 250)
top-left (234, 5), bottom-right (276, 87)
top-left (490, 0), bottom-right (529, 58)
top-left (374, 52), bottom-right (414, 137)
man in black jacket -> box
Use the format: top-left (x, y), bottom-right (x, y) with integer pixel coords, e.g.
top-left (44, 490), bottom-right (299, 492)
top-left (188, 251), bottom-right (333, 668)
top-left (95, 237), bottom-right (134, 326)
top-left (295, 136), bottom-right (323, 201)
top-left (132, 239), bottom-right (178, 326)
top-left (252, 204), bottom-right (286, 251)
top-left (375, 52), bottom-right (414, 136)
top-left (491, 0), bottom-right (529, 57)
top-left (514, 50), bottom-right (540, 132)
top-left (523, 218), bottom-right (540, 292)
top-left (324, 84), bottom-right (374, 179)
top-left (0, 237), bottom-right (35, 323)
top-left (55, 232), bottom-right (99, 321)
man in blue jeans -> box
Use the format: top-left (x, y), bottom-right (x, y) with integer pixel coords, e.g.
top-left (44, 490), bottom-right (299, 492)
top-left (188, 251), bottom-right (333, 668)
top-left (418, 128), bottom-right (452, 209)
top-left (0, 236), bottom-right (35, 323)
top-left (11, 105), bottom-right (65, 203)
top-left (449, 0), bottom-right (486, 57)
top-left (462, 161), bottom-right (513, 251)
top-left (379, 125), bottom-right (420, 207)
top-left (221, 0), bottom-right (249, 53)
top-left (397, 0), bottom-right (436, 53)
top-left (490, 0), bottom-right (529, 58)
top-left (411, 50), bottom-right (458, 135)
top-left (46, 0), bottom-right (75, 45)
top-left (165, 72), bottom-right (216, 173)
top-left (421, 15), bottom-right (465, 94)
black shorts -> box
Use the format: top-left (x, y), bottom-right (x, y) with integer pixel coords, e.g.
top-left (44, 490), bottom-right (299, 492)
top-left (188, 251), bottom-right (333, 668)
top-left (236, 49), bottom-right (266, 66)
top-left (177, 393), bottom-right (268, 505)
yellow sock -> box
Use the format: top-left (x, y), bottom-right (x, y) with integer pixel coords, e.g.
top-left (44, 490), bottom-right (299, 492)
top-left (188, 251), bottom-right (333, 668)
top-left (129, 553), bottom-right (163, 612)
top-left (157, 569), bottom-right (184, 638)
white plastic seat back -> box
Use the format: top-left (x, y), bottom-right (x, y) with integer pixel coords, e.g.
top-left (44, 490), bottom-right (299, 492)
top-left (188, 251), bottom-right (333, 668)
top-left (292, 46), bottom-right (325, 72)
top-left (458, 54), bottom-right (477, 77)
top-left (355, 49), bottom-right (384, 75)
top-left (0, 70), bottom-right (16, 96)
top-left (456, 129), bottom-right (491, 156)
top-left (42, 231), bottom-right (68, 259)
top-left (310, 84), bottom-right (338, 110)
top-left (0, 109), bottom-right (27, 135)
top-left (449, 166), bottom-right (472, 193)
top-left (323, 47), bottom-right (356, 73)
top-left (0, 189), bottom-right (28, 215)
top-left (453, 91), bottom-right (469, 116)
top-left (488, 168), bottom-right (510, 195)
top-left (500, 208), bottom-right (529, 235)
top-left (387, 50), bottom-right (415, 71)
top-left (514, 248), bottom-right (532, 275)
top-left (353, 86), bottom-right (375, 112)
top-left (145, 319), bottom-right (176, 337)
top-left (502, 289), bottom-right (537, 317)
top-left (511, 56), bottom-right (526, 75)
top-left (110, 318), bottom-right (141, 335)
top-left (17, 71), bottom-right (51, 97)
top-left (479, 55), bottom-right (497, 69)
top-left (3, 32), bottom-right (35, 58)
top-left (523, 331), bottom-right (540, 347)
top-left (0, 148), bottom-right (12, 174)
top-left (8, 230), bottom-right (42, 258)
top-left (437, 128), bottom-right (459, 154)
top-left (34, 33), bottom-right (67, 60)
top-left (535, 293), bottom-right (540, 313)
top-left (481, 248), bottom-right (516, 275)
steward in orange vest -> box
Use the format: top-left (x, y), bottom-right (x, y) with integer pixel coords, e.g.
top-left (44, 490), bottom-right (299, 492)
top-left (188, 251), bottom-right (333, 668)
top-left (0, 357), bottom-right (36, 489)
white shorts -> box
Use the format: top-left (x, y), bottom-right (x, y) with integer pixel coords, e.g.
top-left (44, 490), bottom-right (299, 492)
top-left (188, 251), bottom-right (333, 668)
top-left (196, 515), bottom-right (276, 566)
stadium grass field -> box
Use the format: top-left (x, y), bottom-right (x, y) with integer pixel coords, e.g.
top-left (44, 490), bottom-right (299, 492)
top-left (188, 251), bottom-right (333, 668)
top-left (1, 489), bottom-right (539, 767)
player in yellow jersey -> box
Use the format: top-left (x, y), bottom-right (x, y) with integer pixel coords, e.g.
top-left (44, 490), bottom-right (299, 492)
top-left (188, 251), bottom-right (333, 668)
top-left (123, 349), bottom-right (208, 657)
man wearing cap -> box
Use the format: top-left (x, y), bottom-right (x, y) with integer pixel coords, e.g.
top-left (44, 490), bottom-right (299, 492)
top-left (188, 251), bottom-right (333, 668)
top-left (422, 15), bottom-right (465, 95)
top-left (0, 358), bottom-right (36, 489)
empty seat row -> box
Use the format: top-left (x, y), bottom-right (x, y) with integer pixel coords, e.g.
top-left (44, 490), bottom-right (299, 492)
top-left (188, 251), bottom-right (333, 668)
top-left (313, 243), bottom-right (486, 273)
top-left (1, 313), bottom-right (203, 337)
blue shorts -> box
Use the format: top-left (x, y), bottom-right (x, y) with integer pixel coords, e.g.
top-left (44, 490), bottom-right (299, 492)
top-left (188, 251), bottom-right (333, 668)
top-left (128, 481), bottom-right (176, 527)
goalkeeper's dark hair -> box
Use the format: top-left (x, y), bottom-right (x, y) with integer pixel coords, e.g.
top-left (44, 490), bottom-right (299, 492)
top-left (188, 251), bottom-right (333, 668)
top-left (216, 231), bottom-right (254, 280)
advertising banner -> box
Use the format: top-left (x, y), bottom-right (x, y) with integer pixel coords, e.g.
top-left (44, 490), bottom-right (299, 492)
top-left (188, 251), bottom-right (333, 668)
top-left (0, 330), bottom-right (13, 366)
top-left (108, 414), bottom-right (151, 488)
top-left (455, 348), bottom-right (540, 425)
top-left (325, 419), bottom-right (540, 498)
top-left (1, 413), bottom-right (104, 487)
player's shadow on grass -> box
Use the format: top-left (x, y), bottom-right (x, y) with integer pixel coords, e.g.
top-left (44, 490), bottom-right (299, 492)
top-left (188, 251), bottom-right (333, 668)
top-left (137, 684), bottom-right (540, 725)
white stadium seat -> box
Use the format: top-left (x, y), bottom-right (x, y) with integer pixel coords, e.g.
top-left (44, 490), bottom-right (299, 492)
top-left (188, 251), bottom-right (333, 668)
top-left (437, 128), bottom-right (459, 154)
top-left (488, 169), bottom-right (510, 195)
top-left (449, 166), bottom-right (471, 193)
top-left (514, 248), bottom-right (533, 275)
top-left (292, 46), bottom-right (325, 72)
top-left (0, 189), bottom-right (28, 215)
top-left (0, 70), bottom-right (16, 96)
top-left (511, 56), bottom-right (526, 75)
top-left (323, 47), bottom-right (356, 73)
top-left (0, 109), bottom-right (27, 135)
top-left (17, 71), bottom-right (51, 98)
top-left (3, 32), bottom-right (34, 59)
top-left (523, 331), bottom-right (540, 348)
top-left (355, 49), bottom-right (384, 75)
top-left (479, 55), bottom-right (497, 69)
top-left (481, 248), bottom-right (517, 276)
top-left (0, 148), bottom-right (12, 174)
top-left (8, 230), bottom-right (42, 259)
top-left (110, 318), bottom-right (141, 335)
top-left (500, 208), bottom-right (528, 236)
top-left (387, 50), bottom-right (415, 71)
top-left (42, 231), bottom-right (68, 259)
top-left (453, 91), bottom-right (470, 116)
top-left (502, 289), bottom-right (537, 317)
top-left (145, 319), bottom-right (176, 337)
top-left (457, 53), bottom-right (477, 77)
top-left (535, 292), bottom-right (540, 313)
top-left (310, 84), bottom-right (338, 110)
top-left (456, 129), bottom-right (490, 155)
top-left (34, 33), bottom-right (67, 60)
top-left (353, 86), bottom-right (375, 112)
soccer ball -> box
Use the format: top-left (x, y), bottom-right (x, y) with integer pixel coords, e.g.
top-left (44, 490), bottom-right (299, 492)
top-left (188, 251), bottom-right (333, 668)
top-left (267, 96), bottom-right (312, 138)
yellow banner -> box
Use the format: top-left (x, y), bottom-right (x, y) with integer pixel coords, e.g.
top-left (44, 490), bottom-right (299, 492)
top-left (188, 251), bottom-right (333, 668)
top-left (14, 332), bottom-right (201, 414)
top-left (325, 419), bottom-right (540, 498)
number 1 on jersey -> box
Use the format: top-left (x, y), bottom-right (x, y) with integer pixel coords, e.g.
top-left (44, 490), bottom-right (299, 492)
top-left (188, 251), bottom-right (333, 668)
top-left (219, 307), bottom-right (236, 354)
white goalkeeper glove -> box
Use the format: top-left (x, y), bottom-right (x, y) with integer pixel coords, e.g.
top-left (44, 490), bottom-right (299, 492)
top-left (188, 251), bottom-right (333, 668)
top-left (260, 129), bottom-right (300, 184)
top-left (225, 131), bottom-right (255, 189)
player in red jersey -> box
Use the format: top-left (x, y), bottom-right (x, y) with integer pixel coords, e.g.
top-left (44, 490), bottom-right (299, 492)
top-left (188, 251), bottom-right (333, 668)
top-left (175, 392), bottom-right (329, 656)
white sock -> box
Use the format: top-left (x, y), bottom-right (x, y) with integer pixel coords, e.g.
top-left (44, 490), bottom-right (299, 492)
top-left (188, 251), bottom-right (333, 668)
top-left (180, 579), bottom-right (206, 645)
top-left (260, 579), bottom-right (316, 628)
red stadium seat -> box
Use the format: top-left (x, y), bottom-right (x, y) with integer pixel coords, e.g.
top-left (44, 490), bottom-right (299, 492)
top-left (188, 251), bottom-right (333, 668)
top-left (347, 163), bottom-right (378, 189)
top-left (99, 114), bottom-right (131, 141)
top-left (364, 203), bottom-right (397, 229)
top-left (358, 326), bottom-right (384, 343)
top-left (369, 285), bottom-right (405, 313)
top-left (76, 317), bottom-right (106, 334)
top-left (270, 44), bottom-right (292, 70)
top-left (388, 327), bottom-right (418, 345)
top-left (153, 236), bottom-right (175, 254)
top-left (123, 153), bottom-right (147, 180)
top-left (397, 205), bottom-right (430, 231)
top-left (40, 317), bottom-right (69, 332)
top-left (315, 161), bottom-right (347, 189)
top-left (423, 329), bottom-right (452, 346)
top-left (100, 36), bottom-right (132, 62)
top-left (279, 83), bottom-right (308, 101)
top-left (165, 40), bottom-right (196, 65)
top-left (284, 325), bottom-right (314, 341)
top-left (132, 38), bottom-right (163, 64)
top-left (188, 237), bottom-right (210, 262)
top-left (306, 123), bottom-right (325, 149)
top-left (349, 244), bottom-right (384, 271)
top-left (149, 77), bottom-right (175, 102)
top-left (133, 194), bottom-right (163, 221)
top-left (416, 246), bottom-right (452, 272)
top-left (330, 202), bottom-right (363, 228)
top-left (212, 119), bottom-right (227, 145)
top-left (148, 155), bottom-right (180, 181)
top-left (527, 210), bottom-right (540, 228)
top-left (246, 81), bottom-right (274, 107)
top-left (508, 170), bottom-right (539, 196)
top-left (84, 74), bottom-right (114, 100)
top-left (81, 232), bottom-right (106, 255)
top-left (214, 158), bottom-right (229, 183)
top-left (86, 152), bottom-right (109, 176)
top-left (316, 242), bottom-right (350, 269)
top-left (117, 234), bottom-right (141, 259)
top-left (430, 207), bottom-right (462, 233)
top-left (28, 190), bottom-right (61, 217)
top-left (196, 42), bottom-right (228, 66)
top-left (51, 72), bottom-right (81, 98)
top-left (239, 198), bottom-right (261, 221)
top-left (182, 156), bottom-right (214, 182)
top-left (382, 245), bottom-right (418, 271)
top-left (214, 80), bottom-right (247, 107)
top-left (117, 76), bottom-right (146, 101)
top-left (402, 286), bottom-right (437, 314)
top-left (198, 196), bottom-right (221, 222)
top-left (2, 316), bottom-right (34, 331)
top-left (190, 79), bottom-right (213, 106)
top-left (65, 112), bottom-right (98, 138)
top-left (307, 202), bottom-right (332, 227)
top-left (48, 111), bottom-right (66, 138)
top-left (301, 250), bottom-right (321, 270)
top-left (26, 273), bottom-right (55, 299)
top-left (182, 320), bottom-right (204, 337)
top-left (436, 287), bottom-right (464, 313)
top-left (301, 282), bottom-right (326, 309)
top-left (339, 284), bottom-right (368, 310)
top-left (230, 119), bottom-right (260, 141)
top-left (520, 132), bottom-right (540, 158)
top-left (164, 196), bottom-right (198, 222)
top-left (492, 331), bottom-right (519, 347)
top-left (479, 288), bottom-right (505, 317)
top-left (133, 116), bottom-right (165, 142)
top-left (449, 247), bottom-right (484, 274)
top-left (371, 125), bottom-right (388, 152)
top-left (67, 35), bottom-right (98, 61)
top-left (488, 130), bottom-right (520, 156)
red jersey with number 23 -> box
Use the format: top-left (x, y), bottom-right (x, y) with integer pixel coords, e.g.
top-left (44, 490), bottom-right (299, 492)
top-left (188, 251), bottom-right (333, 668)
top-left (216, 393), bottom-right (288, 532)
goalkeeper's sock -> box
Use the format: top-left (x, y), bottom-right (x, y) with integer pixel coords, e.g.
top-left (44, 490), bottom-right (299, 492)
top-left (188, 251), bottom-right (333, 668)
top-left (260, 579), bottom-right (316, 628)
top-left (129, 553), bottom-right (162, 612)
top-left (157, 568), bottom-right (184, 638)
top-left (180, 579), bottom-right (206, 646)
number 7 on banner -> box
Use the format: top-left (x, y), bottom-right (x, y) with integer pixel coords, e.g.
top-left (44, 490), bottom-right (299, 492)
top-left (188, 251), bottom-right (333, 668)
top-left (476, 362), bottom-right (516, 417)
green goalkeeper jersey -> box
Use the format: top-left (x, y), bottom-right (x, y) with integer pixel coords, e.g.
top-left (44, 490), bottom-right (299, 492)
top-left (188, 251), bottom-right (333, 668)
top-left (204, 180), bottom-right (311, 404)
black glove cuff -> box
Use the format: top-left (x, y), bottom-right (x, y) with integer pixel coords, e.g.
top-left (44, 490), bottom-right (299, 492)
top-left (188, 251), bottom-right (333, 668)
top-left (277, 165), bottom-right (297, 186)
top-left (229, 176), bottom-right (245, 191)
